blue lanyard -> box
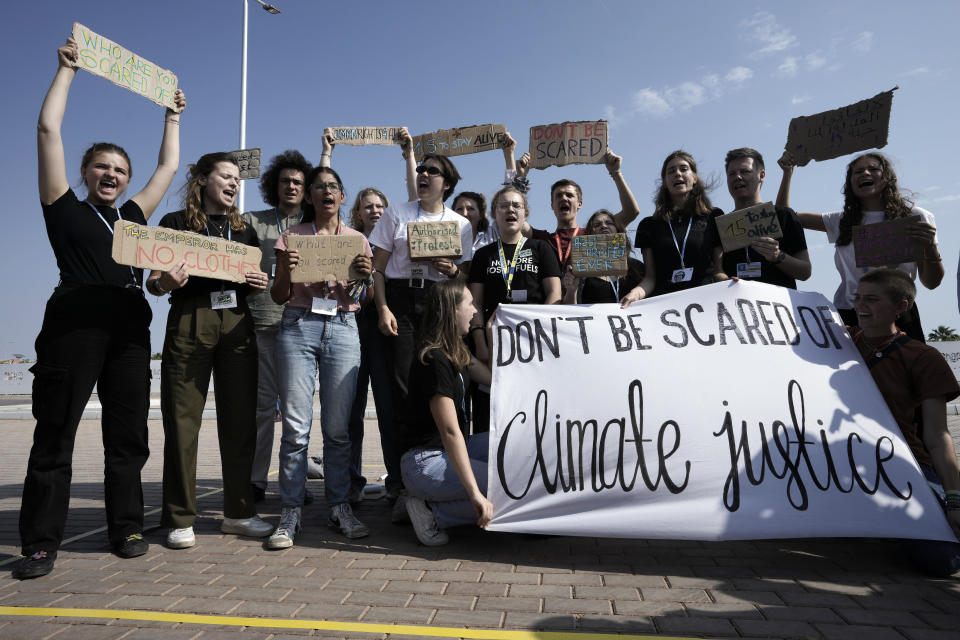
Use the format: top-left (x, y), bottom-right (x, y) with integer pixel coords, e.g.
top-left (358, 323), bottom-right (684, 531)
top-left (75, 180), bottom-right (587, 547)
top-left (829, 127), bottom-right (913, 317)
top-left (84, 201), bottom-right (137, 285)
top-left (276, 209), bottom-right (302, 236)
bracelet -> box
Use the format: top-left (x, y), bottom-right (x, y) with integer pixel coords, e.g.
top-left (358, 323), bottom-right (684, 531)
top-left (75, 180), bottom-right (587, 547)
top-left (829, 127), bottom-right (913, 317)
top-left (470, 326), bottom-right (484, 333)
top-left (151, 278), bottom-right (168, 295)
top-left (923, 253), bottom-right (942, 262)
top-left (773, 252), bottom-right (787, 264)
top-left (945, 490), bottom-right (960, 498)
top-left (165, 119), bottom-right (180, 125)
top-left (609, 170), bottom-right (622, 176)
top-left (511, 175), bottom-right (531, 194)
top-left (321, 152), bottom-right (331, 157)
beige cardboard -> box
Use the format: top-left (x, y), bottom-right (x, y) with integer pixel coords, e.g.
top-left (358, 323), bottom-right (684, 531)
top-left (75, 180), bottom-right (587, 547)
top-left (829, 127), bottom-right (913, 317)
top-left (330, 127), bottom-right (405, 146)
top-left (528, 120), bottom-right (608, 170)
top-left (785, 89), bottom-right (895, 165)
top-left (717, 202), bottom-right (783, 252)
top-left (287, 235), bottom-right (366, 283)
top-left (72, 23), bottom-right (178, 109)
top-left (412, 124), bottom-right (507, 162)
top-left (226, 147), bottom-right (261, 180)
top-left (111, 221), bottom-right (261, 283)
top-left (570, 233), bottom-right (628, 277)
top-left (407, 221), bottom-right (463, 259)
top-left (852, 215), bottom-right (924, 267)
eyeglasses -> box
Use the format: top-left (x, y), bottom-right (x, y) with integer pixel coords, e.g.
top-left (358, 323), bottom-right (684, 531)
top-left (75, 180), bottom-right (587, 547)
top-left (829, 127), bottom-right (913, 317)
top-left (314, 182), bottom-right (342, 192)
top-left (415, 165), bottom-right (443, 177)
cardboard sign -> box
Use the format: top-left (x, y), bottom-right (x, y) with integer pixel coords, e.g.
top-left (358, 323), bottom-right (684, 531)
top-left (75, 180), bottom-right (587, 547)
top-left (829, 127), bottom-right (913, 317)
top-left (226, 148), bottom-right (261, 180)
top-left (111, 221), bottom-right (261, 283)
top-left (529, 120), bottom-right (607, 170)
top-left (72, 23), bottom-right (178, 109)
top-left (487, 282), bottom-right (957, 542)
top-left (407, 221), bottom-right (463, 259)
top-left (570, 233), bottom-right (628, 277)
top-left (412, 124), bottom-right (507, 162)
top-left (287, 235), bottom-right (366, 283)
top-left (785, 89), bottom-right (895, 165)
top-left (330, 127), bottom-right (405, 146)
top-left (717, 202), bottom-right (783, 252)
top-left (852, 215), bottom-right (924, 267)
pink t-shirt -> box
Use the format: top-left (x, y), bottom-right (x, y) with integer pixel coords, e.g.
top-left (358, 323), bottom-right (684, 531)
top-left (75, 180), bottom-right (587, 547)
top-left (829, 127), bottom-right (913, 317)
top-left (275, 221), bottom-right (372, 312)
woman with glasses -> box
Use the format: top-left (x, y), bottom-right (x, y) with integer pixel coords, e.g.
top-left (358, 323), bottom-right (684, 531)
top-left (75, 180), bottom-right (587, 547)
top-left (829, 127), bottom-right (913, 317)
top-left (564, 209), bottom-right (645, 304)
top-left (368, 154), bottom-right (474, 508)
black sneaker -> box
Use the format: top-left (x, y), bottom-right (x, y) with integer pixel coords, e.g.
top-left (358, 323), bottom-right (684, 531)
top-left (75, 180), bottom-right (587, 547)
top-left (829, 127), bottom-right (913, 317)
top-left (114, 533), bottom-right (148, 559)
top-left (12, 550), bottom-right (57, 580)
top-left (252, 484), bottom-right (266, 502)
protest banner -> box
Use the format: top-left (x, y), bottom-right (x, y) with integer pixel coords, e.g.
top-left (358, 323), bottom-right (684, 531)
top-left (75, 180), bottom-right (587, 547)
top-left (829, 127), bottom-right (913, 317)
top-left (852, 215), bottom-right (924, 267)
top-left (529, 120), bottom-right (607, 170)
top-left (412, 124), bottom-right (507, 162)
top-left (72, 23), bottom-right (178, 109)
top-left (287, 234), bottom-right (366, 283)
top-left (407, 221), bottom-right (463, 259)
top-left (717, 202), bottom-right (783, 252)
top-left (784, 89), bottom-right (895, 165)
top-left (487, 281), bottom-right (956, 542)
top-left (929, 341), bottom-right (960, 381)
top-left (111, 221), bottom-right (261, 284)
top-left (330, 127), bottom-right (405, 146)
top-left (226, 147), bottom-right (261, 180)
top-left (570, 233), bottom-right (628, 277)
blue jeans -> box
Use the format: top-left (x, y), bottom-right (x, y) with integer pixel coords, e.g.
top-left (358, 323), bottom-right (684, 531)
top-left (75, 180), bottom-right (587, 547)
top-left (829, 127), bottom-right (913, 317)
top-left (276, 308), bottom-right (360, 508)
top-left (900, 464), bottom-right (960, 577)
top-left (401, 432), bottom-right (489, 529)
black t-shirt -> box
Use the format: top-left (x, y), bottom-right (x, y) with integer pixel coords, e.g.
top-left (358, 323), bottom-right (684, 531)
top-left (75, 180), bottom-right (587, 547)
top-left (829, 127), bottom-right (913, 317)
top-left (156, 210), bottom-right (261, 301)
top-left (468, 238), bottom-right (561, 320)
top-left (579, 258), bottom-right (645, 303)
top-left (42, 188), bottom-right (147, 288)
top-left (399, 350), bottom-right (469, 452)
top-left (634, 208), bottom-right (722, 297)
top-left (721, 205), bottom-right (807, 289)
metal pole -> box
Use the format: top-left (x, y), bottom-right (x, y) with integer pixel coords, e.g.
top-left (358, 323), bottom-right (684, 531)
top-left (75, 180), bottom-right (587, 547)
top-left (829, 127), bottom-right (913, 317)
top-left (239, 0), bottom-right (248, 213)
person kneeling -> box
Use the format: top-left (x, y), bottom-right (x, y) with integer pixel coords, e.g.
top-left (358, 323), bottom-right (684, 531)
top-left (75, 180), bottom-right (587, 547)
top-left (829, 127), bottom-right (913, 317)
top-left (397, 279), bottom-right (493, 545)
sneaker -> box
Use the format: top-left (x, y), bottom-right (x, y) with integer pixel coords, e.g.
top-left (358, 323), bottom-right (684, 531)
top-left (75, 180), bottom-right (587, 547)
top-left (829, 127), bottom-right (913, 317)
top-left (405, 496), bottom-right (449, 546)
top-left (307, 455), bottom-right (324, 479)
top-left (391, 493), bottom-right (411, 524)
top-left (252, 484), bottom-right (266, 503)
top-left (221, 515), bottom-right (273, 537)
top-left (266, 506), bottom-right (302, 550)
top-left (12, 550), bottom-right (57, 580)
top-left (114, 533), bottom-right (148, 558)
top-left (328, 503), bottom-right (369, 539)
top-left (166, 527), bottom-right (195, 549)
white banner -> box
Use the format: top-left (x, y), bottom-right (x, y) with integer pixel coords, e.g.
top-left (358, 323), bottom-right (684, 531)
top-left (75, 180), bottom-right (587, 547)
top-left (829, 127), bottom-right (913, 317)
top-left (488, 281), bottom-right (955, 542)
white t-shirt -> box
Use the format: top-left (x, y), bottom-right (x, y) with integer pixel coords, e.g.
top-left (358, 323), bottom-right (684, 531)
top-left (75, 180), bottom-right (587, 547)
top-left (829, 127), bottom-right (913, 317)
top-left (368, 200), bottom-right (474, 280)
top-left (822, 206), bottom-right (936, 309)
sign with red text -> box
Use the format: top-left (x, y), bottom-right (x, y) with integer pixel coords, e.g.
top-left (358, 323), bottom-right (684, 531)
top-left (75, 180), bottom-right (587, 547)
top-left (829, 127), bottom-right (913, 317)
top-left (487, 281), bottom-right (956, 542)
top-left (412, 124), bottom-right (507, 162)
top-left (717, 202), bottom-right (783, 252)
top-left (570, 233), bottom-right (628, 277)
top-left (852, 215), bottom-right (924, 267)
top-left (407, 221), bottom-right (463, 259)
top-left (72, 23), bottom-right (178, 109)
top-left (287, 234), bottom-right (366, 283)
top-left (226, 147), bottom-right (261, 180)
top-left (330, 127), bottom-right (405, 146)
top-left (528, 120), bottom-right (607, 169)
top-left (785, 89), bottom-right (895, 166)
top-left (111, 221), bottom-right (261, 283)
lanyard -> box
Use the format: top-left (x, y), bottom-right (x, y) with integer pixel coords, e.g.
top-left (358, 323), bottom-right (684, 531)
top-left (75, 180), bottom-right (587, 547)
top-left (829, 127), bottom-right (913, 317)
top-left (497, 237), bottom-right (527, 295)
top-left (668, 216), bottom-right (693, 268)
top-left (607, 276), bottom-right (620, 300)
top-left (312, 218), bottom-right (343, 294)
top-left (553, 227), bottom-right (582, 268)
top-left (84, 201), bottom-right (137, 285)
top-left (276, 208), bottom-right (302, 236)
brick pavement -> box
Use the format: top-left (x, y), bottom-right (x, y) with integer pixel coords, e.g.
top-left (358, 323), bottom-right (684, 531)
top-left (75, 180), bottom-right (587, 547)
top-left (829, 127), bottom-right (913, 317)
top-left (0, 410), bottom-right (957, 639)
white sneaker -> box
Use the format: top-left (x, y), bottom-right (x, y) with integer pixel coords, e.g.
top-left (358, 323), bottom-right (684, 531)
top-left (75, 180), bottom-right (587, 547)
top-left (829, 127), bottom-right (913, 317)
top-left (405, 496), bottom-right (449, 546)
top-left (221, 515), bottom-right (273, 537)
top-left (328, 503), bottom-right (369, 539)
top-left (267, 507), bottom-right (301, 550)
top-left (166, 527), bottom-right (195, 549)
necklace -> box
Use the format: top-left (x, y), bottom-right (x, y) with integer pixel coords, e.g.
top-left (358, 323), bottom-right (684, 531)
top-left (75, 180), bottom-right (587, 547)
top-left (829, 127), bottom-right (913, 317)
top-left (208, 216), bottom-right (228, 238)
top-left (859, 331), bottom-right (901, 358)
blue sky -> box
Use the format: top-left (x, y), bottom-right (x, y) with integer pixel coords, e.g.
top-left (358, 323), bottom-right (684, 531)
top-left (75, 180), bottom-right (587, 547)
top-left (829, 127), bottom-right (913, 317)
top-left (2, 1), bottom-right (959, 356)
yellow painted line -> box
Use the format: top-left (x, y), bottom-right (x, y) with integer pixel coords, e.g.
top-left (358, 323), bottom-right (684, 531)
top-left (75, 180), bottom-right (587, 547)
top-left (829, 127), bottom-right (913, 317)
top-left (0, 606), bottom-right (695, 640)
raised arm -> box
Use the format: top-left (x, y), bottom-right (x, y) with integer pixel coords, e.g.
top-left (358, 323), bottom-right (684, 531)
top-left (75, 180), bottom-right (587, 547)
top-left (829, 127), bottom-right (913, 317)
top-left (38, 39), bottom-right (78, 206)
top-left (400, 127), bottom-right (417, 201)
top-left (130, 90), bottom-right (185, 220)
top-left (320, 127), bottom-right (335, 169)
top-left (606, 151), bottom-right (640, 228)
top-left (777, 151), bottom-right (825, 231)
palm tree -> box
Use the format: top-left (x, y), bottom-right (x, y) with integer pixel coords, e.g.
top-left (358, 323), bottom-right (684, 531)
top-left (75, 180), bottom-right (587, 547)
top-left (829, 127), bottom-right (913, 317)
top-left (927, 325), bottom-right (960, 342)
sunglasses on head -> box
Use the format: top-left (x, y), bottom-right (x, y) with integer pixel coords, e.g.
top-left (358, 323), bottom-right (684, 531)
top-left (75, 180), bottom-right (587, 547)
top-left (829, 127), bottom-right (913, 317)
top-left (415, 165), bottom-right (443, 176)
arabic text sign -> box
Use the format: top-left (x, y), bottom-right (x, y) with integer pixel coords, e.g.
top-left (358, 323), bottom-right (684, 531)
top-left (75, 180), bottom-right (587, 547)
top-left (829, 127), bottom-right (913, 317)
top-left (287, 235), bottom-right (366, 283)
top-left (227, 148), bottom-right (261, 180)
top-left (488, 282), bottom-right (956, 542)
top-left (717, 202), bottom-right (783, 252)
top-left (853, 215), bottom-right (925, 267)
top-left (570, 233), bottom-right (628, 277)
top-left (72, 23), bottom-right (178, 109)
top-left (407, 221), bottom-right (463, 259)
top-left (529, 120), bottom-right (607, 169)
top-left (412, 124), bottom-right (507, 162)
top-left (330, 127), bottom-right (405, 146)
top-left (785, 90), bottom-right (894, 165)
top-left (111, 221), bottom-right (261, 283)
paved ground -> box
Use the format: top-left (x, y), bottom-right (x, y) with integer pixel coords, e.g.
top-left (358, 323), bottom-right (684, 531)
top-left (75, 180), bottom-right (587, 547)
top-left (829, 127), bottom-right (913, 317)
top-left (0, 401), bottom-right (957, 639)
